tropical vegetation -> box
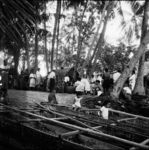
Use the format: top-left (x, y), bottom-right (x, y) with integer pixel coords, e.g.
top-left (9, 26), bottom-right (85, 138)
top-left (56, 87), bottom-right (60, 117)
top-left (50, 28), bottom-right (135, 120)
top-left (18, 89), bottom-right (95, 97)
top-left (1, 0), bottom-right (149, 100)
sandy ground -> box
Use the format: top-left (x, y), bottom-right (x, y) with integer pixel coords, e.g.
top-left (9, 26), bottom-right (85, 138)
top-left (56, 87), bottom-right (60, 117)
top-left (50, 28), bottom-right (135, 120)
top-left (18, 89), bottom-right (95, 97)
top-left (8, 90), bottom-right (75, 106)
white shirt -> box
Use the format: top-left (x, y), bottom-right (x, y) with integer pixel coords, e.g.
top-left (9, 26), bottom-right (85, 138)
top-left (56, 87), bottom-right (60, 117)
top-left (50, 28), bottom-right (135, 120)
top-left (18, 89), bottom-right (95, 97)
top-left (97, 75), bottom-right (102, 83)
top-left (48, 71), bottom-right (56, 79)
top-left (64, 76), bottom-right (70, 82)
top-left (97, 91), bottom-right (103, 96)
top-left (75, 81), bottom-right (85, 92)
top-left (81, 78), bottom-right (91, 92)
top-left (113, 72), bottom-right (121, 83)
top-left (100, 106), bottom-right (109, 120)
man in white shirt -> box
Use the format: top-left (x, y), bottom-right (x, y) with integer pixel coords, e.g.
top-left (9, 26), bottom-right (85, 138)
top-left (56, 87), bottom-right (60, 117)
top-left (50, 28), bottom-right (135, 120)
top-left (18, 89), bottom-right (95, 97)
top-left (74, 77), bottom-right (85, 94)
top-left (47, 70), bottom-right (56, 92)
top-left (48, 70), bottom-right (56, 79)
top-left (81, 75), bottom-right (91, 94)
top-left (100, 101), bottom-right (111, 120)
top-left (29, 70), bottom-right (36, 90)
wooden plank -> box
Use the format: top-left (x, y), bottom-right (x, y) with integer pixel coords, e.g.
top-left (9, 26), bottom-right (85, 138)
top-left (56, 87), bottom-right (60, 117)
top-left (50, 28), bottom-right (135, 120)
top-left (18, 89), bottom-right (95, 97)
top-left (91, 126), bottom-right (102, 130)
top-left (130, 139), bottom-right (149, 150)
top-left (51, 117), bottom-right (68, 120)
top-left (109, 109), bottom-right (149, 121)
top-left (60, 130), bottom-right (80, 138)
top-left (1, 103), bottom-right (149, 150)
top-left (117, 117), bottom-right (137, 122)
top-left (18, 118), bottom-right (44, 123)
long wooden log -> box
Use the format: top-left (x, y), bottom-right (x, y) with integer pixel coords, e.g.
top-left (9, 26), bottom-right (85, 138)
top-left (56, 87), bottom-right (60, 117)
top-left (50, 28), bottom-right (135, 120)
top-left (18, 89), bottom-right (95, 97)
top-left (109, 108), bottom-right (149, 121)
top-left (130, 139), bottom-right (149, 150)
top-left (1, 103), bottom-right (149, 150)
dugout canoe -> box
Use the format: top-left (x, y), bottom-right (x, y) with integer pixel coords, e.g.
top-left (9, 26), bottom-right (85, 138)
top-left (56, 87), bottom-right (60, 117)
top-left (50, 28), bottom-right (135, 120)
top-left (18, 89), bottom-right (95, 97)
top-left (0, 103), bottom-right (149, 150)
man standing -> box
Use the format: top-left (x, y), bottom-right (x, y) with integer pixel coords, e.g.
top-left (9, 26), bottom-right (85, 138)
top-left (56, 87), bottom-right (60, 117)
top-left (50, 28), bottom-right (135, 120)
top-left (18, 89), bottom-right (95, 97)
top-left (47, 70), bottom-right (56, 92)
top-left (36, 68), bottom-right (42, 90)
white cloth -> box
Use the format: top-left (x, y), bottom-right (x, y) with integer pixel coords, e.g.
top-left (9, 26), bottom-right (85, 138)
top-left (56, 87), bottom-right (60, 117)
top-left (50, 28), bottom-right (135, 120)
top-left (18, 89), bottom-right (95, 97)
top-left (81, 78), bottom-right (91, 92)
top-left (72, 97), bottom-right (82, 108)
top-left (48, 71), bottom-right (56, 79)
top-left (75, 81), bottom-right (85, 92)
top-left (113, 72), bottom-right (121, 83)
top-left (123, 87), bottom-right (132, 95)
top-left (129, 74), bottom-right (136, 90)
top-left (97, 91), bottom-right (103, 96)
top-left (100, 106), bottom-right (109, 120)
top-left (64, 76), bottom-right (70, 82)
top-left (29, 73), bottom-right (36, 87)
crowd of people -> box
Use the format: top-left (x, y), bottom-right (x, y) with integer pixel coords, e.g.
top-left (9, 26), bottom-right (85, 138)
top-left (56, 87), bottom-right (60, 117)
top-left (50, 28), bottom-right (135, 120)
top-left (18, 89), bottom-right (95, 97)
top-left (7, 66), bottom-right (140, 96)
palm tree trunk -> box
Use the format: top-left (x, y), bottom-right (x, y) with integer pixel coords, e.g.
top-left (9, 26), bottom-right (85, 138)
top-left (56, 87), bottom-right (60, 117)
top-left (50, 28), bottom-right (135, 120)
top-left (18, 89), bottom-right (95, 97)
top-left (25, 34), bottom-right (30, 71)
top-left (14, 49), bottom-right (20, 75)
top-left (35, 21), bottom-right (38, 71)
top-left (43, 1), bottom-right (49, 72)
top-left (22, 55), bottom-right (25, 71)
top-left (55, 0), bottom-right (61, 70)
top-left (76, 1), bottom-right (88, 69)
top-left (51, 0), bottom-right (60, 71)
top-left (111, 30), bottom-right (149, 99)
top-left (133, 55), bottom-right (145, 95)
top-left (133, 0), bottom-right (149, 95)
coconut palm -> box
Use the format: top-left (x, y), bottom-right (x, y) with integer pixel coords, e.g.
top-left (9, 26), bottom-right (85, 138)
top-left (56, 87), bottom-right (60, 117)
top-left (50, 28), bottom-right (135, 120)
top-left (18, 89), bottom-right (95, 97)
top-left (0, 0), bottom-right (36, 44)
top-left (111, 0), bottom-right (149, 99)
top-left (51, 0), bottom-right (62, 70)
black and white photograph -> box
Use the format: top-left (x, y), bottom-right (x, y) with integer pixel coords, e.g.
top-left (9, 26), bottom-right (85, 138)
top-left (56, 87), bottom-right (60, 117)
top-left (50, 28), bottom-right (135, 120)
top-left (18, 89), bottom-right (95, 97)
top-left (0, 0), bottom-right (149, 149)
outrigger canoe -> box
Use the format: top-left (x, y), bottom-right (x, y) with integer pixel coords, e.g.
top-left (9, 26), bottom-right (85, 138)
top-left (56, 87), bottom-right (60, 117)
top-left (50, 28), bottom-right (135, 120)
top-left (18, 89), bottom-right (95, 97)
top-left (0, 103), bottom-right (149, 150)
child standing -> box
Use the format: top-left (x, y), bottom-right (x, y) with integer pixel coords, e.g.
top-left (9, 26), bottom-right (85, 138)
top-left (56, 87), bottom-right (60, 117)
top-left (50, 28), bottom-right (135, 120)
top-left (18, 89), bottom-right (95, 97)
top-left (72, 92), bottom-right (83, 110)
top-left (99, 101), bottom-right (111, 120)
